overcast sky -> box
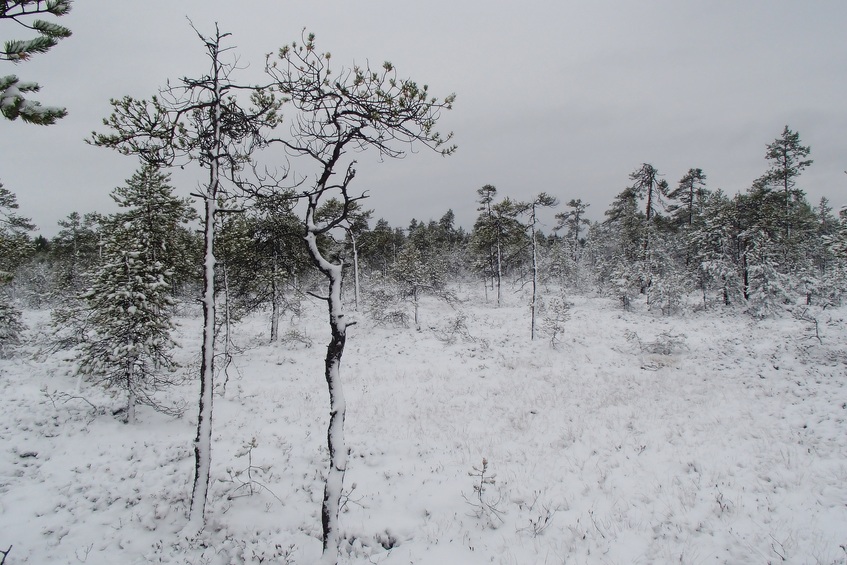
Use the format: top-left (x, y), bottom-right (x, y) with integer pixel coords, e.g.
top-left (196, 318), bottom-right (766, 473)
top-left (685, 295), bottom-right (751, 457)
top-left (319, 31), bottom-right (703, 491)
top-left (2, 1), bottom-right (845, 236)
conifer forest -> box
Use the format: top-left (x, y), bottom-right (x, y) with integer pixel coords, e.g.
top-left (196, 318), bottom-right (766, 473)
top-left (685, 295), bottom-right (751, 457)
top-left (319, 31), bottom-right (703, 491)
top-left (2, 2), bottom-right (846, 564)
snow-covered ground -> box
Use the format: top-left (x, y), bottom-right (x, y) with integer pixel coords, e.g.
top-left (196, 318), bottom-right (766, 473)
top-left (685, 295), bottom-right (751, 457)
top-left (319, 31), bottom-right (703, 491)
top-left (2, 286), bottom-right (846, 564)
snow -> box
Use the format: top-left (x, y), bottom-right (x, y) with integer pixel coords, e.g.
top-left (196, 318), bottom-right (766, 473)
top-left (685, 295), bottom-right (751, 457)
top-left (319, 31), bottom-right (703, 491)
top-left (1, 288), bottom-right (846, 564)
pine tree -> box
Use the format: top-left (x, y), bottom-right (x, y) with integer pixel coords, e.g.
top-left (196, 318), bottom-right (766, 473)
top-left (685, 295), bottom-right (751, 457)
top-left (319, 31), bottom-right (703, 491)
top-left (555, 199), bottom-right (590, 257)
top-left (250, 192), bottom-right (309, 339)
top-left (470, 190), bottom-right (526, 306)
top-left (390, 243), bottom-right (446, 330)
top-left (1, 0), bottom-right (72, 124)
top-left (690, 190), bottom-right (742, 307)
top-left (666, 168), bottom-right (708, 229)
top-left (761, 125), bottom-right (813, 241)
top-left (603, 184), bottom-right (643, 263)
top-left (109, 164), bottom-right (197, 295)
top-left (520, 193), bottom-right (558, 339)
top-left (51, 211), bottom-right (103, 293)
top-left (77, 231), bottom-right (175, 423)
top-left (265, 32), bottom-right (454, 562)
top-left (553, 199), bottom-right (590, 288)
top-left (628, 163), bottom-right (669, 251)
top-left (0, 182), bottom-right (33, 353)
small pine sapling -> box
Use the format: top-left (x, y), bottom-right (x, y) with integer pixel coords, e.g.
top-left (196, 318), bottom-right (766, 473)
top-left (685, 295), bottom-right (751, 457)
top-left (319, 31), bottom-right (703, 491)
top-left (463, 458), bottom-right (505, 527)
top-left (223, 437), bottom-right (282, 503)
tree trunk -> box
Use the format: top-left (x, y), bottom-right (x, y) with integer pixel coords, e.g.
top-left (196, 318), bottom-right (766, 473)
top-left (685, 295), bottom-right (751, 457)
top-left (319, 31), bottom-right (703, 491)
top-left (530, 205), bottom-right (538, 340)
top-left (320, 279), bottom-right (348, 564)
top-left (220, 263), bottom-right (233, 396)
top-left (495, 237), bottom-right (502, 307)
top-left (270, 257), bottom-right (280, 342)
top-left (188, 193), bottom-right (217, 531)
top-left (350, 230), bottom-right (360, 311)
top-left (413, 286), bottom-right (420, 330)
top-left (185, 38), bottom-right (228, 532)
top-left (125, 363), bottom-right (136, 425)
top-left (304, 207), bottom-right (349, 564)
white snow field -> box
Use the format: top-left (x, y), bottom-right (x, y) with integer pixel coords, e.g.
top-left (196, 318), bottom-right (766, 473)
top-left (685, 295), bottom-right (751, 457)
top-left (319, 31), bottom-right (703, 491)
top-left (1, 287), bottom-right (846, 564)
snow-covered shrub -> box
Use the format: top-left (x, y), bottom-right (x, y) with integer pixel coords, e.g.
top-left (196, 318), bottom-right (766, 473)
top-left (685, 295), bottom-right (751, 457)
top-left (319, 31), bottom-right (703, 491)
top-left (626, 329), bottom-right (688, 356)
top-left (433, 311), bottom-right (476, 344)
top-left (539, 291), bottom-right (571, 348)
top-left (648, 270), bottom-right (688, 316)
top-left (364, 285), bottom-right (409, 327)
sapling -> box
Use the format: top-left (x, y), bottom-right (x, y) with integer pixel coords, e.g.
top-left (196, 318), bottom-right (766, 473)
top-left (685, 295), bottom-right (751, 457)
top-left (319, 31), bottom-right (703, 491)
top-left (223, 437), bottom-right (282, 504)
top-left (463, 458), bottom-right (505, 526)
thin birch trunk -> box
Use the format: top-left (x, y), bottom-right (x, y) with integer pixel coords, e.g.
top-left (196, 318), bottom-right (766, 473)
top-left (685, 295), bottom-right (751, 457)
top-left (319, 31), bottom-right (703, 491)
top-left (530, 204), bottom-right (538, 341)
top-left (350, 231), bottom-right (360, 311)
top-left (270, 256), bottom-right (280, 342)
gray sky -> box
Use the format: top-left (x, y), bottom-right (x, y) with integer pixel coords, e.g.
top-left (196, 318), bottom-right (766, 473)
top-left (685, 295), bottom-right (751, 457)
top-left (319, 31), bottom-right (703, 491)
top-left (2, 1), bottom-right (845, 236)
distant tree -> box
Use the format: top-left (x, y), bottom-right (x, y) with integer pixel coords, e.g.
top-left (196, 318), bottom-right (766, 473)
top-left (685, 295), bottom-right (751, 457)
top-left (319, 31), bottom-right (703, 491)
top-left (51, 211), bottom-right (103, 292)
top-left (251, 192), bottom-right (309, 339)
top-left (264, 32), bottom-right (454, 563)
top-left (470, 189), bottom-right (525, 306)
top-left (359, 218), bottom-right (401, 276)
top-left (690, 190), bottom-right (742, 307)
top-left (603, 184), bottom-right (643, 263)
top-left (760, 125), bottom-right (813, 240)
top-left (628, 163), bottom-right (669, 251)
top-left (1, 0), bottom-right (72, 124)
top-left (553, 198), bottom-right (590, 287)
top-left (555, 198), bottom-right (590, 256)
top-left (666, 168), bottom-right (708, 229)
top-left (390, 242), bottom-right (446, 330)
top-left (471, 185), bottom-right (499, 297)
top-left (520, 193), bottom-right (558, 340)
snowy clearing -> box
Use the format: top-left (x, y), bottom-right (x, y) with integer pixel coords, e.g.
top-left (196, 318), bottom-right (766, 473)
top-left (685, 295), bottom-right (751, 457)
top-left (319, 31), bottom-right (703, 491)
top-left (1, 287), bottom-right (846, 564)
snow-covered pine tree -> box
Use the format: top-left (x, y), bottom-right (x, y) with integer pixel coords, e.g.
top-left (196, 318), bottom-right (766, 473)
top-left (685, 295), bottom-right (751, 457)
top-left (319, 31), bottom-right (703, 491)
top-left (109, 164), bottom-right (196, 294)
top-left (690, 190), bottom-right (743, 307)
top-left (1, 0), bottom-right (72, 125)
top-left (390, 242), bottom-right (447, 330)
top-left (469, 190), bottom-right (527, 306)
top-left (77, 228), bottom-right (176, 423)
top-left (0, 182), bottom-right (34, 354)
top-left (51, 211), bottom-right (104, 294)
top-left (519, 192), bottom-right (558, 339)
top-left (742, 230), bottom-right (792, 318)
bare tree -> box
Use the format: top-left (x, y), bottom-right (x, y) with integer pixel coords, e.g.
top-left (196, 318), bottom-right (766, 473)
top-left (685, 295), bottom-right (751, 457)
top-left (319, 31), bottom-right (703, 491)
top-left (90, 24), bottom-right (281, 532)
top-left (265, 32), bottom-right (454, 563)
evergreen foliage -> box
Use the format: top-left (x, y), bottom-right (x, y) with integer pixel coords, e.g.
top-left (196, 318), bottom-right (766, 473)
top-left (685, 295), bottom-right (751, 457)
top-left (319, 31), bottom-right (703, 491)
top-left (50, 211), bottom-right (103, 293)
top-left (1, 0), bottom-right (71, 124)
top-left (0, 182), bottom-right (33, 353)
top-left (76, 232), bottom-right (177, 423)
top-left (390, 242), bottom-right (447, 330)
